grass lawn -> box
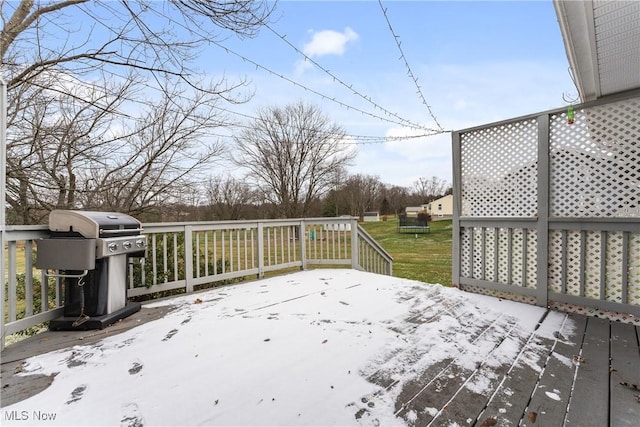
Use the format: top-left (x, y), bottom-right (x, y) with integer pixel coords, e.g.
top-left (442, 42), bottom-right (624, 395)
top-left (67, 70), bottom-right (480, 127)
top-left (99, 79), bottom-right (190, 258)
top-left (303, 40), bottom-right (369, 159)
top-left (360, 217), bottom-right (453, 286)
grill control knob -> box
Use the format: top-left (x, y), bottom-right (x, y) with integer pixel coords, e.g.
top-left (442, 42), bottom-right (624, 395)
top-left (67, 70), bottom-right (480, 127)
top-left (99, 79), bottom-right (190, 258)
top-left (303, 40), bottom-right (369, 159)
top-left (108, 242), bottom-right (119, 252)
top-left (123, 241), bottom-right (132, 250)
top-left (136, 239), bottom-right (145, 248)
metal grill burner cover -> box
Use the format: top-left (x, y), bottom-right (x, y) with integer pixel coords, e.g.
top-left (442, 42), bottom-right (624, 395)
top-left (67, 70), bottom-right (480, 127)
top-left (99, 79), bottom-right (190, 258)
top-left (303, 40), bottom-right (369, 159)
top-left (36, 210), bottom-right (148, 331)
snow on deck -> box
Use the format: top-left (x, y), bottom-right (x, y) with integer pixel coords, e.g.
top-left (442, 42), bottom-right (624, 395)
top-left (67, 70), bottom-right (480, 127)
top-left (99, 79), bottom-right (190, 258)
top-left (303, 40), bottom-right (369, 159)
top-left (2, 269), bottom-right (637, 426)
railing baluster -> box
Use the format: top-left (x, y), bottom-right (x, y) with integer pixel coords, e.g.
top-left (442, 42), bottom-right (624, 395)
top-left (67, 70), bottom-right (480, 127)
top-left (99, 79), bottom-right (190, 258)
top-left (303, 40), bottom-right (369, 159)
top-left (313, 225), bottom-right (317, 259)
top-left (273, 227), bottom-right (278, 265)
top-left (622, 231), bottom-right (629, 304)
top-left (330, 228), bottom-right (335, 259)
top-left (251, 228), bottom-right (255, 270)
top-left (24, 240), bottom-right (33, 316)
top-left (152, 234), bottom-right (158, 285)
top-left (287, 226), bottom-right (291, 263)
top-left (40, 271), bottom-right (47, 313)
top-left (493, 228), bottom-right (499, 283)
top-left (163, 234), bottom-right (168, 283)
top-left (561, 230), bottom-right (567, 294)
top-left (196, 232), bottom-right (201, 278)
top-left (600, 231), bottom-right (607, 301)
top-left (280, 226), bottom-right (284, 265)
top-left (481, 227), bottom-right (486, 281)
top-left (258, 223), bottom-right (265, 277)
top-left (244, 229), bottom-right (248, 271)
top-left (236, 229), bottom-right (241, 272)
top-left (204, 231), bottom-right (209, 277)
top-left (522, 228), bottom-right (528, 287)
top-left (229, 229), bottom-right (234, 272)
top-left (507, 228), bottom-right (513, 285)
top-left (266, 227), bottom-right (271, 267)
top-left (213, 231), bottom-right (218, 275)
top-left (8, 242), bottom-right (17, 321)
top-left (292, 225), bottom-right (297, 262)
top-left (221, 231), bottom-right (226, 274)
top-left (173, 233), bottom-right (178, 282)
top-left (579, 230), bottom-right (586, 297)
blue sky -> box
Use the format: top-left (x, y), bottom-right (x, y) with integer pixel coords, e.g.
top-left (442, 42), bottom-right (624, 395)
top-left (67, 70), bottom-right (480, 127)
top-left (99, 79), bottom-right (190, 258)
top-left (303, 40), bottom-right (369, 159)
top-left (8, 0), bottom-right (576, 189)
top-left (199, 0), bottom-right (576, 188)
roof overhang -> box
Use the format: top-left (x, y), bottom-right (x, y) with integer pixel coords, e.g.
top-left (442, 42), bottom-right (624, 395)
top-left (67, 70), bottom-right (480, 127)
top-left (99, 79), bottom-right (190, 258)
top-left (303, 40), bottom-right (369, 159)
top-left (554, 0), bottom-right (640, 102)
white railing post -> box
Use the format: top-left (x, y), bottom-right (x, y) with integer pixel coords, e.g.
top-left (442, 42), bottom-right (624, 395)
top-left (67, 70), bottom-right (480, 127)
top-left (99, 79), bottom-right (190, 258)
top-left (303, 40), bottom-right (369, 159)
top-left (299, 220), bottom-right (307, 270)
top-left (351, 218), bottom-right (359, 269)
top-left (257, 222), bottom-right (264, 278)
top-left (184, 225), bottom-right (194, 293)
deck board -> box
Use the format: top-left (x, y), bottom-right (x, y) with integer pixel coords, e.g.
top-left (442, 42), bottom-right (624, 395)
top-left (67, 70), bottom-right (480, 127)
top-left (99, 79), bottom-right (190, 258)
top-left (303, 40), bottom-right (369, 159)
top-left (609, 322), bottom-right (640, 426)
top-left (473, 310), bottom-right (569, 427)
top-left (430, 331), bottom-right (526, 426)
top-left (394, 315), bottom-right (517, 425)
top-left (520, 313), bottom-right (586, 426)
top-left (564, 316), bottom-right (610, 426)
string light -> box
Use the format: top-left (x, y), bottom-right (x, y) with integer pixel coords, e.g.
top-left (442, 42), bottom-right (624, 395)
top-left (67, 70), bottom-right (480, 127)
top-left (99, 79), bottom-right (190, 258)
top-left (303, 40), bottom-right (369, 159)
top-left (378, 0), bottom-right (444, 132)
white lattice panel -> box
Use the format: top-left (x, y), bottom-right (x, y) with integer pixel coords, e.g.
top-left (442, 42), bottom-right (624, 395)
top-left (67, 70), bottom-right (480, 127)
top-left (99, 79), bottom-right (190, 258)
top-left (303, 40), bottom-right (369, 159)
top-left (525, 230), bottom-right (538, 288)
top-left (457, 95), bottom-right (639, 314)
top-left (550, 98), bottom-right (640, 218)
top-left (461, 119), bottom-right (538, 217)
top-left (510, 229), bottom-right (524, 287)
top-left (484, 228), bottom-right (497, 282)
top-left (565, 231), bottom-right (582, 297)
top-left (605, 232), bottom-right (624, 303)
top-left (460, 228), bottom-right (471, 278)
top-left (497, 229), bottom-right (510, 284)
top-left (548, 231), bottom-right (564, 293)
top-left (472, 228), bottom-right (483, 279)
top-left (584, 231), bottom-right (602, 300)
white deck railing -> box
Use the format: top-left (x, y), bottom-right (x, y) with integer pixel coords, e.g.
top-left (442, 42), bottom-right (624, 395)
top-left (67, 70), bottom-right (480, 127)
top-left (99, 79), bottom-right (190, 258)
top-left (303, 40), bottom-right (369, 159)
top-left (1, 217), bottom-right (392, 349)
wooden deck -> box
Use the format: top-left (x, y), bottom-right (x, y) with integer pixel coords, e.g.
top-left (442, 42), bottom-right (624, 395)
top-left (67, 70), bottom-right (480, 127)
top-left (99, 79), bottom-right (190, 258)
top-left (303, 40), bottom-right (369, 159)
top-left (1, 305), bottom-right (174, 408)
top-left (391, 311), bottom-right (640, 427)
top-left (356, 301), bottom-right (640, 427)
top-left (1, 273), bottom-right (639, 426)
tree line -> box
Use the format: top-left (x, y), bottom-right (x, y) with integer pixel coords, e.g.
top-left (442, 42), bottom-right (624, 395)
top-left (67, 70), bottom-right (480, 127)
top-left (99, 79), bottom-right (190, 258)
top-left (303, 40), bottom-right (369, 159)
top-left (144, 173), bottom-right (450, 223)
top-left (1, 1), bottom-right (450, 225)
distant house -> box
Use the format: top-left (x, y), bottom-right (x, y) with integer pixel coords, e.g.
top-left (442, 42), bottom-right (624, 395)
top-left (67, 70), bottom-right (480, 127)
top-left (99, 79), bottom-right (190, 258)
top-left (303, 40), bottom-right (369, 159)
top-left (362, 211), bottom-right (380, 222)
top-left (404, 206), bottom-right (426, 217)
top-left (425, 194), bottom-right (453, 219)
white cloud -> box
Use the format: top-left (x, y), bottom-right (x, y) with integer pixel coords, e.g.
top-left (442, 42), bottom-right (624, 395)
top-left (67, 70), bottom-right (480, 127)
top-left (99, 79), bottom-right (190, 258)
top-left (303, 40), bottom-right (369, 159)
top-left (453, 99), bottom-right (467, 111)
top-left (303, 27), bottom-right (359, 57)
top-left (384, 127), bottom-right (451, 162)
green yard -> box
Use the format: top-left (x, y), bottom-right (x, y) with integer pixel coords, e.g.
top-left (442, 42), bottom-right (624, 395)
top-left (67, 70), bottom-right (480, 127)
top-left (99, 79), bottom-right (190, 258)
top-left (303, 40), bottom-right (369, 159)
top-left (360, 217), bottom-right (453, 286)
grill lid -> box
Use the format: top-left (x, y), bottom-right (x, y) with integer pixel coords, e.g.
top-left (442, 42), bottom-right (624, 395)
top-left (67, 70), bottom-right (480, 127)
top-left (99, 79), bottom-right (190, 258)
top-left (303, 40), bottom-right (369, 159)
top-left (48, 210), bottom-right (142, 239)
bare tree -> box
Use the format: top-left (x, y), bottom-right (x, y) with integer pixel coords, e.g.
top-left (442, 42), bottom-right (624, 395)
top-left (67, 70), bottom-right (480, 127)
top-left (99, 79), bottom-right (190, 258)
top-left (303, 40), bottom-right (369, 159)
top-left (413, 176), bottom-right (450, 203)
top-left (233, 101), bottom-right (356, 218)
top-left (338, 174), bottom-right (382, 220)
top-left (6, 72), bottom-right (136, 223)
top-left (204, 175), bottom-right (256, 220)
top-left (2, 0), bottom-right (274, 223)
top-left (80, 86), bottom-right (229, 217)
top-left (2, 0), bottom-right (275, 93)
top-left (381, 184), bottom-right (410, 216)
top-left (6, 74), bottom-right (229, 223)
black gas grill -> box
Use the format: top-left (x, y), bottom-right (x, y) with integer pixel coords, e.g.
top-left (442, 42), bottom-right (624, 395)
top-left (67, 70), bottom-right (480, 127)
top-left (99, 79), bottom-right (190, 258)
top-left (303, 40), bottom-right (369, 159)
top-left (36, 210), bottom-right (147, 330)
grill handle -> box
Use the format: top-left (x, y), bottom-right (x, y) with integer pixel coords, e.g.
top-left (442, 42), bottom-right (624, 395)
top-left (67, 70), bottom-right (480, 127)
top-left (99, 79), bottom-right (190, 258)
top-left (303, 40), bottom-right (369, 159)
top-left (43, 270), bottom-right (89, 279)
top-left (99, 228), bottom-right (144, 235)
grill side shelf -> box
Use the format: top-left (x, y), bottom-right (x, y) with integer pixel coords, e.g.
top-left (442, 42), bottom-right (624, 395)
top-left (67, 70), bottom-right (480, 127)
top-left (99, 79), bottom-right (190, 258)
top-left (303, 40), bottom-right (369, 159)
top-left (35, 238), bottom-right (97, 271)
